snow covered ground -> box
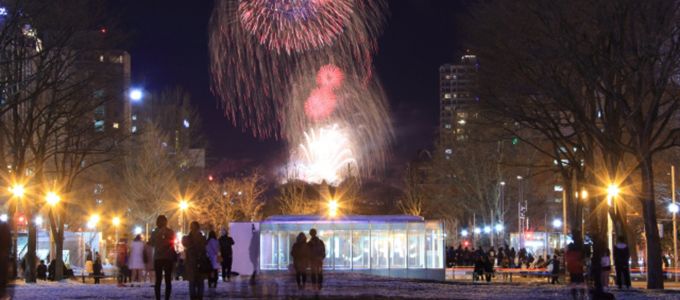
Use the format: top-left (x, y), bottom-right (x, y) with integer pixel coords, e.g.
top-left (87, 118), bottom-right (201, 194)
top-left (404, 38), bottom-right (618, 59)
top-left (8, 272), bottom-right (680, 299)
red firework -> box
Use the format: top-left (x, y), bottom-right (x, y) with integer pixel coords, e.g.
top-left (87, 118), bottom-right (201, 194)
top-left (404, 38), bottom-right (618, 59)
top-left (239, 0), bottom-right (354, 53)
top-left (316, 64), bottom-right (345, 89)
top-left (304, 88), bottom-right (337, 121)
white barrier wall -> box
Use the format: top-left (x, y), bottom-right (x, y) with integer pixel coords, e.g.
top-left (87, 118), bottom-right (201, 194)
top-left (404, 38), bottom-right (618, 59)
top-left (228, 222), bottom-right (260, 277)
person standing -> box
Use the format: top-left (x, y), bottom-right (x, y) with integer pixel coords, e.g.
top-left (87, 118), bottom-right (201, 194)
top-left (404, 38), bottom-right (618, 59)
top-left (601, 248), bottom-right (612, 289)
top-left (565, 243), bottom-right (585, 300)
top-left (116, 237), bottom-right (129, 287)
top-left (149, 215), bottom-right (176, 300)
top-left (205, 230), bottom-right (221, 288)
top-left (613, 236), bottom-right (631, 289)
top-left (183, 221), bottom-right (207, 300)
top-left (218, 229), bottom-right (234, 282)
top-left (93, 256), bottom-right (103, 284)
top-left (549, 255), bottom-right (560, 284)
top-left (37, 260), bottom-right (47, 280)
top-left (290, 232), bottom-right (309, 289)
top-left (128, 234), bottom-right (146, 286)
top-left (307, 228), bottom-right (326, 290)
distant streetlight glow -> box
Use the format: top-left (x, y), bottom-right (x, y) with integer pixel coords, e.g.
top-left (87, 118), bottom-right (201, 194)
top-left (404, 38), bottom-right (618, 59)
top-left (670, 203), bottom-right (680, 214)
top-left (112, 217), bottom-right (121, 227)
top-left (552, 218), bottom-right (562, 229)
top-left (483, 226), bottom-right (492, 234)
top-left (495, 224), bottom-right (504, 232)
top-left (129, 88), bottom-right (143, 102)
top-left (134, 226), bottom-right (143, 235)
top-left (0, 214), bottom-right (7, 222)
top-left (474, 227), bottom-right (481, 234)
top-left (179, 200), bottom-right (189, 211)
top-left (87, 214), bottom-right (100, 229)
top-left (461, 229), bottom-right (469, 237)
top-left (34, 216), bottom-right (43, 226)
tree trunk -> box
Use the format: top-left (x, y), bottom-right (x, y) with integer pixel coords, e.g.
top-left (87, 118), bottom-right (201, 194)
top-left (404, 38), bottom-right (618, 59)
top-left (640, 157), bottom-right (664, 289)
top-left (25, 207), bottom-right (36, 283)
top-left (55, 225), bottom-right (64, 281)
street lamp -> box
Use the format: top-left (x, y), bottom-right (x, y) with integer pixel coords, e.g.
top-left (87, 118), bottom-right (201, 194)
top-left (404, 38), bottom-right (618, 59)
top-left (129, 88), bottom-right (143, 102)
top-left (328, 199), bottom-right (339, 218)
top-left (112, 216), bottom-right (121, 242)
top-left (495, 224), bottom-right (504, 232)
top-left (87, 214), bottom-right (100, 229)
top-left (45, 192), bottom-right (60, 206)
top-left (483, 226), bottom-right (492, 234)
top-left (461, 229), bottom-right (469, 237)
top-left (10, 184), bottom-right (25, 198)
top-left (474, 227), bottom-right (481, 234)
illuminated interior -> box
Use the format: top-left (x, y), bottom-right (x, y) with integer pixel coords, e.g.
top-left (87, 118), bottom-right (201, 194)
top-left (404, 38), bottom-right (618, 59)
top-left (259, 215), bottom-right (445, 280)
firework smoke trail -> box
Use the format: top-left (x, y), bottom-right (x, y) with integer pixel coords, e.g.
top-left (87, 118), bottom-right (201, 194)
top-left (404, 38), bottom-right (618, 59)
top-left (209, 0), bottom-right (387, 137)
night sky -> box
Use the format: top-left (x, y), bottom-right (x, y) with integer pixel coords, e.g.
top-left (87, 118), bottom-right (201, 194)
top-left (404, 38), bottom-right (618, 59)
top-left (116, 0), bottom-right (465, 176)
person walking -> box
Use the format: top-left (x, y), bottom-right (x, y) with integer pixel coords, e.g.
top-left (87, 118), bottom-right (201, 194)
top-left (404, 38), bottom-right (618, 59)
top-left (290, 232), bottom-right (309, 289)
top-left (613, 236), bottom-right (631, 289)
top-left (565, 243), bottom-right (585, 300)
top-left (128, 234), bottom-right (146, 286)
top-left (183, 221), bottom-right (207, 300)
top-left (218, 229), bottom-right (235, 282)
top-left (149, 215), bottom-right (176, 300)
top-left (116, 237), bottom-right (129, 287)
top-left (601, 248), bottom-right (612, 289)
top-left (307, 228), bottom-right (326, 290)
top-left (205, 230), bottom-right (221, 288)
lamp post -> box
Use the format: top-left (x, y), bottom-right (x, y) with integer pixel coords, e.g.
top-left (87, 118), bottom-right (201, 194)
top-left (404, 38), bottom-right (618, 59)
top-left (112, 217), bottom-right (121, 245)
top-left (179, 200), bottom-right (189, 233)
top-left (671, 165), bottom-right (678, 281)
top-left (606, 184), bottom-right (620, 254)
top-left (9, 184), bottom-right (25, 278)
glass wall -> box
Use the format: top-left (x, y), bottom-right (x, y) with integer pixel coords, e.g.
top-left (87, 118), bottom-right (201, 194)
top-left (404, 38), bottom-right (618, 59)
top-left (259, 216), bottom-right (444, 274)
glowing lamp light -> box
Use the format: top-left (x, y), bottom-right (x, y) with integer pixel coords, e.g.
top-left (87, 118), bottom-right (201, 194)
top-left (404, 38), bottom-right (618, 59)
top-left (45, 192), bottom-right (60, 206)
top-left (34, 216), bottom-right (43, 226)
top-left (500, 181), bottom-right (506, 186)
top-left (87, 214), bottom-right (100, 229)
top-left (10, 184), bottom-right (25, 197)
top-left (461, 229), bottom-right (469, 237)
top-left (607, 185), bottom-right (620, 197)
top-left (112, 217), bottom-right (121, 227)
top-left (552, 218), bottom-right (563, 229)
top-left (473, 227), bottom-right (481, 234)
top-left (483, 226), bottom-right (492, 234)
top-left (669, 203), bottom-right (680, 214)
top-left (328, 199), bottom-right (339, 218)
top-left (179, 200), bottom-right (189, 211)
top-left (129, 88), bottom-right (143, 102)
top-left (134, 226), bottom-right (143, 235)
top-left (18, 216), bottom-right (25, 223)
top-left (0, 214), bottom-right (7, 222)
top-left (495, 224), bottom-right (504, 232)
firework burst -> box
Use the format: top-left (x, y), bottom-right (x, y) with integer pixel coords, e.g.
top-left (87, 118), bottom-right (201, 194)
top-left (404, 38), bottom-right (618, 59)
top-left (288, 124), bottom-right (357, 184)
top-left (209, 0), bottom-right (387, 138)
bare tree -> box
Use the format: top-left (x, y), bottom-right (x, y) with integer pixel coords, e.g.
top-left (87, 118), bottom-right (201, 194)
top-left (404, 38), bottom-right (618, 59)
top-left (193, 180), bottom-right (237, 230)
top-left (232, 172), bottom-right (266, 222)
top-left (277, 180), bottom-right (317, 215)
top-left (397, 164), bottom-right (427, 216)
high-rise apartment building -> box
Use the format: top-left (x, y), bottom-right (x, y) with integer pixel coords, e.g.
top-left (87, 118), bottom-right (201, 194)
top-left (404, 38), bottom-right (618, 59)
top-left (439, 53), bottom-right (479, 148)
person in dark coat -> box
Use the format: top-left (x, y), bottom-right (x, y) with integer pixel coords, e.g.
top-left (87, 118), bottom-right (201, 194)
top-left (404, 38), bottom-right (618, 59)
top-left (149, 215), bottom-right (176, 300)
top-left (290, 232), bottom-right (309, 289)
top-left (218, 229), bottom-right (234, 282)
top-left (47, 259), bottom-right (56, 281)
top-left (550, 255), bottom-right (560, 284)
top-left (183, 221), bottom-right (207, 300)
top-left (613, 236), bottom-right (631, 289)
top-left (115, 238), bottom-right (129, 287)
top-left (93, 257), bottom-right (103, 284)
top-left (0, 222), bottom-right (9, 298)
top-left (307, 228), bottom-right (326, 290)
top-left (36, 260), bottom-right (47, 280)
top-left (483, 255), bottom-right (494, 282)
top-left (473, 256), bottom-right (485, 281)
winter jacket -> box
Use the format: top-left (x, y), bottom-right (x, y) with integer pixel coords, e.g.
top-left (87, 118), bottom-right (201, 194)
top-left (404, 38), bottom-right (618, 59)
top-left (149, 227), bottom-right (176, 261)
top-left (182, 231), bottom-right (206, 281)
top-left (206, 238), bottom-right (221, 270)
top-left (93, 259), bottom-right (103, 276)
top-left (307, 236), bottom-right (326, 262)
top-left (291, 241), bottom-right (310, 272)
top-left (128, 240), bottom-right (146, 270)
top-left (613, 242), bottom-right (630, 267)
top-left (565, 248), bottom-right (584, 275)
top-left (218, 235), bottom-right (235, 259)
top-left (115, 242), bottom-right (128, 268)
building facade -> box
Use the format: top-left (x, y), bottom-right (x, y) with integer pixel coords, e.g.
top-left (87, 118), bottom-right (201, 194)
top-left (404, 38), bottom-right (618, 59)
top-left (439, 53), bottom-right (479, 149)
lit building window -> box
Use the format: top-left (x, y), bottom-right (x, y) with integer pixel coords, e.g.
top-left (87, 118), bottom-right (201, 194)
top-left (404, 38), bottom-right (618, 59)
top-left (183, 119), bottom-right (190, 128)
top-left (444, 148), bottom-right (452, 155)
top-left (99, 55), bottom-right (104, 62)
top-left (131, 126), bottom-right (137, 133)
top-left (554, 185), bottom-right (563, 192)
top-left (444, 124), bottom-right (451, 129)
top-left (458, 119), bottom-right (466, 125)
top-left (131, 114), bottom-right (137, 121)
top-left (112, 122), bottom-right (119, 129)
top-left (94, 120), bottom-right (104, 132)
top-left (444, 93), bottom-right (451, 99)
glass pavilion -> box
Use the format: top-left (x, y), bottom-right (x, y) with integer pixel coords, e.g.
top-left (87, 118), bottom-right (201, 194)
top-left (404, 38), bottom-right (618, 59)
top-left (259, 215), bottom-right (445, 280)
